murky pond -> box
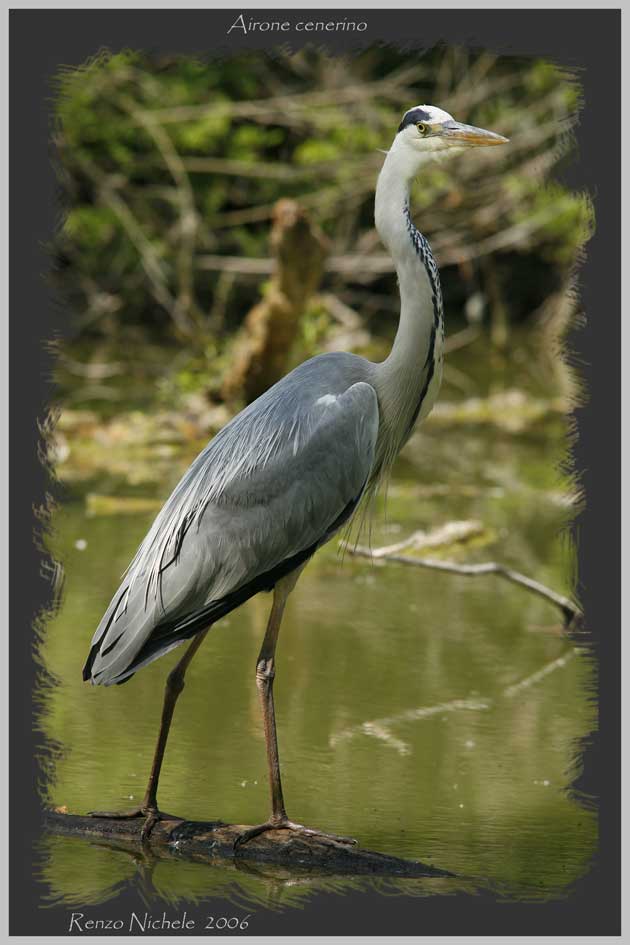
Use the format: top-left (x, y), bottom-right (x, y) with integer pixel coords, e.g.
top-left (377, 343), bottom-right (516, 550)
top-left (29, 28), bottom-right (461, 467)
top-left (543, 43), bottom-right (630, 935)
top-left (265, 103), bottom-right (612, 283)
top-left (39, 342), bottom-right (596, 910)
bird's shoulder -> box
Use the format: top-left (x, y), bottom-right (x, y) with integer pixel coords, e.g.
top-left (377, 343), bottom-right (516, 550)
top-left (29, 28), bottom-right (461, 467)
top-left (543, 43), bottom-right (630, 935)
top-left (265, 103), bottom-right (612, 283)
top-left (196, 352), bottom-right (378, 491)
top-left (240, 350), bottom-right (373, 417)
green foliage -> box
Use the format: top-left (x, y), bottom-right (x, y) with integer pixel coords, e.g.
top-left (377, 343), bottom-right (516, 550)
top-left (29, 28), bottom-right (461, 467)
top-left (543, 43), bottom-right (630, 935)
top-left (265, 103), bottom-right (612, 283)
top-left (510, 179), bottom-right (593, 263)
top-left (63, 206), bottom-right (117, 246)
top-left (300, 299), bottom-right (332, 352)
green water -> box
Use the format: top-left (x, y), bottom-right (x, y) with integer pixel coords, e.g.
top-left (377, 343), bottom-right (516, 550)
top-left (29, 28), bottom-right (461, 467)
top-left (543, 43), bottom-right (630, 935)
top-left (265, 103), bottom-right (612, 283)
top-left (39, 354), bottom-right (596, 910)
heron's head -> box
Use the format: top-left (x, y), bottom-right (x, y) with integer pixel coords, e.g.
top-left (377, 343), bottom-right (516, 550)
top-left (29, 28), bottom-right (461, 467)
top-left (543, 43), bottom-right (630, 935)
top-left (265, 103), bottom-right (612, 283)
top-left (389, 104), bottom-right (508, 176)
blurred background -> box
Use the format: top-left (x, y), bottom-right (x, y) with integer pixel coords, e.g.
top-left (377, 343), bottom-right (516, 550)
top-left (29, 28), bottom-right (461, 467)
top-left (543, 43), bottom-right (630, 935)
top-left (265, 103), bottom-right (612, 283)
top-left (41, 47), bottom-right (596, 908)
top-left (50, 46), bottom-right (590, 415)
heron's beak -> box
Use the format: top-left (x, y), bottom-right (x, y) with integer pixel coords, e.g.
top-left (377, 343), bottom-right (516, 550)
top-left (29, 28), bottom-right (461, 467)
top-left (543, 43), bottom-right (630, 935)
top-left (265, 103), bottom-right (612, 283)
top-left (440, 120), bottom-right (509, 147)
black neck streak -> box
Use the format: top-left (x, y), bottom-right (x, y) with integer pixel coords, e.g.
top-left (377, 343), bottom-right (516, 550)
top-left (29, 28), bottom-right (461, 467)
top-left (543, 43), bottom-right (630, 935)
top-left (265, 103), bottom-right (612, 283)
top-left (403, 204), bottom-right (444, 433)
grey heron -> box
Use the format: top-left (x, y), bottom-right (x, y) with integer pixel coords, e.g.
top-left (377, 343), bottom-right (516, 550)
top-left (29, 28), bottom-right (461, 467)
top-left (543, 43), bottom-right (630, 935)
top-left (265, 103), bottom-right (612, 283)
top-left (83, 105), bottom-right (508, 846)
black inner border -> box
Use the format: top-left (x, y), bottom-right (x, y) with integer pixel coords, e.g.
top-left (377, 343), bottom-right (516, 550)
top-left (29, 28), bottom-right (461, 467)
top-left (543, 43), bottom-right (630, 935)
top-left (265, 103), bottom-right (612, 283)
top-left (10, 8), bottom-right (620, 936)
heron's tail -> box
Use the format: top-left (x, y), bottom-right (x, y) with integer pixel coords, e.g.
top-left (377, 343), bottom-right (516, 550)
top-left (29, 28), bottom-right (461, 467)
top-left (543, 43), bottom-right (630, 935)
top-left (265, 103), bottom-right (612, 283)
top-left (82, 577), bottom-right (164, 686)
top-left (83, 570), bottom-right (214, 687)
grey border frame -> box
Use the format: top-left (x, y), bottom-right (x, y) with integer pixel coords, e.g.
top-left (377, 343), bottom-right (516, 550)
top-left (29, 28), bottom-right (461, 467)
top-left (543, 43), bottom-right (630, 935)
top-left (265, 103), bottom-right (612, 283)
top-left (9, 8), bottom-right (620, 937)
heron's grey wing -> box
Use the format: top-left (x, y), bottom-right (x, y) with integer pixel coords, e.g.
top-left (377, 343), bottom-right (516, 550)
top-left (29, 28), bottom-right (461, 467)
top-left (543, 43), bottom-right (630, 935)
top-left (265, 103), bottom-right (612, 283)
top-left (85, 380), bottom-right (379, 685)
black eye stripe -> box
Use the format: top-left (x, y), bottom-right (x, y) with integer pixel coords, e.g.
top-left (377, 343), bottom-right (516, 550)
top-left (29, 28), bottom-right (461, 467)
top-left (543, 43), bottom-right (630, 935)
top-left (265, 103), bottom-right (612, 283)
top-left (397, 108), bottom-right (432, 133)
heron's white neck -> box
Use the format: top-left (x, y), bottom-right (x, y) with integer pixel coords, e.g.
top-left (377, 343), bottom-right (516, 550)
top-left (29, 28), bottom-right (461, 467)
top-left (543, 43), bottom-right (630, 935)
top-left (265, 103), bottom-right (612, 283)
top-left (372, 147), bottom-right (443, 466)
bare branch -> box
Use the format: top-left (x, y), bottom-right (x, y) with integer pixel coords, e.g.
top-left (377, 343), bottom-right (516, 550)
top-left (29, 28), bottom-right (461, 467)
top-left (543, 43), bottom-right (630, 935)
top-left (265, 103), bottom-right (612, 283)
top-left (181, 156), bottom-right (335, 180)
top-left (195, 252), bottom-right (395, 276)
top-left (443, 325), bottom-right (481, 355)
top-left (72, 151), bottom-right (186, 332)
top-left (345, 542), bottom-right (581, 627)
top-left (141, 71), bottom-right (431, 126)
top-left (119, 96), bottom-right (203, 331)
top-left (368, 521), bottom-right (484, 558)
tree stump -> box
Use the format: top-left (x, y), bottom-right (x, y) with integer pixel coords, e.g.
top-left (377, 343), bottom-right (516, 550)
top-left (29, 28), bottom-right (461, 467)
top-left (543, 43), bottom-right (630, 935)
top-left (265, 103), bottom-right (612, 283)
top-left (222, 199), bottom-right (329, 404)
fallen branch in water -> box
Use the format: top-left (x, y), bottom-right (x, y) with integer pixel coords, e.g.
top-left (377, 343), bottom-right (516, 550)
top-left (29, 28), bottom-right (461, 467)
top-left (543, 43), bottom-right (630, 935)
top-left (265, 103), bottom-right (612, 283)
top-left (344, 537), bottom-right (581, 628)
top-left (366, 520), bottom-right (485, 559)
top-left (44, 810), bottom-right (453, 879)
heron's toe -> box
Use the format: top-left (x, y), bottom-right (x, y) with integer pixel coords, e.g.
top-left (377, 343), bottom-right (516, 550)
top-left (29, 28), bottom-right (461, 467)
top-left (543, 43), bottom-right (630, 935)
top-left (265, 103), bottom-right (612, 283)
top-left (233, 821), bottom-right (274, 850)
top-left (87, 804), bottom-right (165, 844)
top-left (139, 808), bottom-right (161, 844)
top-left (233, 818), bottom-right (357, 851)
top-left (285, 821), bottom-right (357, 846)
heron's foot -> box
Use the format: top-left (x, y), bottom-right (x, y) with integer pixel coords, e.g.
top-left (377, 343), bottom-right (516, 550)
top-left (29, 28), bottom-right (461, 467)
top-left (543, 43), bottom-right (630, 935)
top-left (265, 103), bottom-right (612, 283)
top-left (88, 804), bottom-right (163, 843)
top-left (233, 817), bottom-right (357, 851)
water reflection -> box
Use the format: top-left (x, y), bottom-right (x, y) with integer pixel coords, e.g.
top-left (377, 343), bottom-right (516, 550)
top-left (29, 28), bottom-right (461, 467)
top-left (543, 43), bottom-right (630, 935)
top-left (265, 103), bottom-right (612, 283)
top-left (39, 832), bottom-right (473, 914)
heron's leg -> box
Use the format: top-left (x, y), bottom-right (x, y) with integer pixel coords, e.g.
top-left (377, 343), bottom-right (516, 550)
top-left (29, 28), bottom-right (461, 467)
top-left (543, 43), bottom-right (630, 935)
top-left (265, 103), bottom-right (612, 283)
top-left (234, 573), bottom-right (355, 850)
top-left (89, 628), bottom-right (209, 841)
top-left (255, 576), bottom-right (293, 824)
top-left (141, 628), bottom-right (209, 815)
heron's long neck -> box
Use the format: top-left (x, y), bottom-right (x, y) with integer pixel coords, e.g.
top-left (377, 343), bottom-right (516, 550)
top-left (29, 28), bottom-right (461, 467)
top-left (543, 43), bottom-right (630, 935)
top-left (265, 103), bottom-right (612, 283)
top-left (372, 150), bottom-right (444, 466)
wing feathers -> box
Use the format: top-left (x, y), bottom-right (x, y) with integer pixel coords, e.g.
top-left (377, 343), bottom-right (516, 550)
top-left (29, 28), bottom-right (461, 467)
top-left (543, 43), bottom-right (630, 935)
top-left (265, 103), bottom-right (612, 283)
top-left (83, 369), bottom-right (379, 686)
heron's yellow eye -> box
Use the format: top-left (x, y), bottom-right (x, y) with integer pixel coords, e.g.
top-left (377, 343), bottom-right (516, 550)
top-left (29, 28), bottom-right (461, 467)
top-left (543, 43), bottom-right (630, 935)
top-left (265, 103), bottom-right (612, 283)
top-left (416, 122), bottom-right (430, 136)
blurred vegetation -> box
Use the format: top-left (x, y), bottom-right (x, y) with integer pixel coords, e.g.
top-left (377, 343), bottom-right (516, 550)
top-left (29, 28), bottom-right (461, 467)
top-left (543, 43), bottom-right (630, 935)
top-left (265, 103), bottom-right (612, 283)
top-left (50, 46), bottom-right (591, 418)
